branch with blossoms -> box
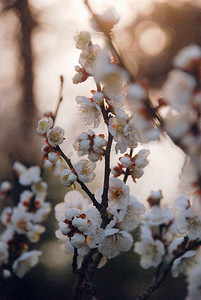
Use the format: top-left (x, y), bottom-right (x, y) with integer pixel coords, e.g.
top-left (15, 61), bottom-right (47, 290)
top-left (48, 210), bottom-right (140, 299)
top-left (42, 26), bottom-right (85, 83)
top-left (0, 162), bottom-right (51, 280)
top-left (35, 4), bottom-right (201, 300)
top-left (0, 76), bottom-right (65, 282)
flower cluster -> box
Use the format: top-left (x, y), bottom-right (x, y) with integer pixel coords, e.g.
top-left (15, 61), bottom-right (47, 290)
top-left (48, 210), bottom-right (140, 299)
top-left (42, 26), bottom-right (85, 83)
top-left (163, 45), bottom-right (201, 178)
top-left (134, 189), bottom-right (201, 299)
top-left (0, 162), bottom-right (51, 279)
top-left (55, 181), bottom-right (145, 262)
top-left (35, 19), bottom-right (201, 299)
top-left (112, 148), bottom-right (150, 182)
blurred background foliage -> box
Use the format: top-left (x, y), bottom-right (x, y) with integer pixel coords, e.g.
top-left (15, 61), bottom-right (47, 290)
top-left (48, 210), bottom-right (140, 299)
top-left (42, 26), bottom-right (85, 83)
top-left (0, 0), bottom-right (200, 299)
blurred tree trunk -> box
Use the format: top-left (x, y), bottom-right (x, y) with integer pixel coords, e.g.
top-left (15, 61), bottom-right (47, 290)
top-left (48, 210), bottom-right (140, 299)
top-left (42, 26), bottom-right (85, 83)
top-left (14, 0), bottom-right (38, 137)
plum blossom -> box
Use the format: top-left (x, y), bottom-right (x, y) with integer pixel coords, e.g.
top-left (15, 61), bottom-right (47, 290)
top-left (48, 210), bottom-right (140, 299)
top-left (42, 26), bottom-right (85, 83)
top-left (74, 159), bottom-right (96, 183)
top-left (186, 253), bottom-right (201, 300)
top-left (18, 190), bottom-right (34, 211)
top-left (131, 149), bottom-right (150, 181)
top-left (117, 196), bottom-right (146, 232)
top-left (174, 195), bottom-right (201, 240)
top-left (127, 83), bottom-right (147, 101)
top-left (11, 208), bottom-right (32, 234)
top-left (108, 115), bottom-right (138, 153)
top-left (59, 168), bottom-right (77, 187)
top-left (55, 190), bottom-right (90, 221)
top-left (74, 31), bottom-right (91, 50)
top-left (1, 207), bottom-right (13, 226)
top-left (36, 117), bottom-right (53, 134)
top-left (134, 225), bottom-right (165, 269)
top-left (48, 152), bottom-right (59, 163)
top-left (18, 166), bottom-right (41, 186)
top-left (108, 177), bottom-right (130, 211)
top-left (172, 251), bottom-right (197, 277)
top-left (72, 65), bottom-right (89, 84)
top-left (0, 181), bottom-right (12, 193)
top-left (73, 130), bottom-right (106, 162)
top-left (79, 44), bottom-right (101, 74)
top-left (13, 161), bottom-right (27, 175)
top-left (120, 154), bottom-right (132, 168)
top-left (98, 228), bottom-right (133, 259)
top-left (162, 70), bottom-right (196, 112)
top-left (173, 44), bottom-right (201, 69)
top-left (26, 224), bottom-right (45, 243)
top-left (46, 126), bottom-right (65, 147)
top-left (55, 191), bottom-right (104, 253)
top-left (91, 8), bottom-right (119, 32)
top-left (76, 96), bottom-right (102, 128)
top-left (12, 251), bottom-right (42, 278)
top-left (146, 206), bottom-right (173, 226)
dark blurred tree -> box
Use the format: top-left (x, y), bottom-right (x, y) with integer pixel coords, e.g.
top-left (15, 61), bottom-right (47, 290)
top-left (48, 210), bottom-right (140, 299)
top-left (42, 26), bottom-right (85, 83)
top-left (0, 0), bottom-right (40, 172)
top-left (119, 2), bottom-right (201, 87)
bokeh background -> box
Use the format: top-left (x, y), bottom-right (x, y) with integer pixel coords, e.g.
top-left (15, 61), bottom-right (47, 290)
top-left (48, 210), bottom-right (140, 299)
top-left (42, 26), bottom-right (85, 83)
top-left (0, 0), bottom-right (200, 299)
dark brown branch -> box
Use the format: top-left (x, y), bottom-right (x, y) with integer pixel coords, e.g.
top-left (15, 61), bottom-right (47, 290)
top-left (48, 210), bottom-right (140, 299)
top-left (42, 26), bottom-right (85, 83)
top-left (101, 132), bottom-right (113, 228)
top-left (84, 0), bottom-right (132, 81)
top-left (52, 75), bottom-right (64, 124)
top-left (56, 146), bottom-right (101, 211)
top-left (14, 0), bottom-right (38, 135)
top-left (123, 149), bottom-right (133, 183)
top-left (137, 240), bottom-right (201, 300)
top-left (72, 248), bottom-right (78, 274)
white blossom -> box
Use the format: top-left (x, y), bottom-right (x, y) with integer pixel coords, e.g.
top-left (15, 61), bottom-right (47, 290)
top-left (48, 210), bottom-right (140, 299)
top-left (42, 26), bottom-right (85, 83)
top-left (172, 251), bottom-right (197, 277)
top-left (98, 229), bottom-right (133, 259)
top-left (91, 8), bottom-right (119, 32)
top-left (186, 255), bottom-right (201, 300)
top-left (19, 166), bottom-right (41, 186)
top-left (73, 130), bottom-right (106, 162)
top-left (120, 155), bottom-right (132, 168)
top-left (92, 91), bottom-right (104, 104)
top-left (173, 44), bottom-right (201, 69)
top-left (128, 83), bottom-right (147, 101)
top-left (36, 117), bottom-right (53, 134)
top-left (70, 232), bottom-right (86, 248)
top-left (146, 206), bottom-right (173, 226)
top-left (162, 70), bottom-right (196, 111)
top-left (79, 44), bottom-right (101, 74)
top-left (108, 116), bottom-right (138, 153)
top-left (134, 235), bottom-right (165, 269)
top-left (32, 202), bottom-right (51, 223)
top-left (74, 159), bottom-right (96, 183)
top-left (60, 169), bottom-right (77, 187)
top-left (13, 161), bottom-right (27, 175)
top-left (46, 126), bottom-right (65, 147)
top-left (74, 31), bottom-right (91, 50)
top-left (76, 96), bottom-right (101, 128)
top-left (12, 251), bottom-right (42, 278)
top-left (55, 190), bottom-right (89, 221)
top-left (0, 181), bottom-right (12, 193)
top-left (1, 207), bottom-right (13, 226)
top-left (48, 152), bottom-right (59, 163)
top-left (11, 208), bottom-right (32, 234)
top-left (108, 177), bottom-right (130, 211)
top-left (117, 196), bottom-right (146, 232)
top-left (26, 224), bottom-right (45, 242)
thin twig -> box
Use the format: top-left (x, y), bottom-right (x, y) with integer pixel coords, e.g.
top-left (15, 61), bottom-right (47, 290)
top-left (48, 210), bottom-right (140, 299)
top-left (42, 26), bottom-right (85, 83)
top-left (123, 149), bottom-right (133, 183)
top-left (56, 146), bottom-right (101, 211)
top-left (101, 132), bottom-right (113, 228)
top-left (137, 240), bottom-right (201, 300)
top-left (53, 75), bottom-right (64, 124)
top-left (72, 248), bottom-right (78, 274)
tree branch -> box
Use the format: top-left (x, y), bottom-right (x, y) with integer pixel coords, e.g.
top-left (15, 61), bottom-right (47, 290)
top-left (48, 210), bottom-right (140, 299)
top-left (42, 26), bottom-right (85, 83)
top-left (137, 240), bottom-right (201, 300)
top-left (56, 146), bottom-right (101, 212)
